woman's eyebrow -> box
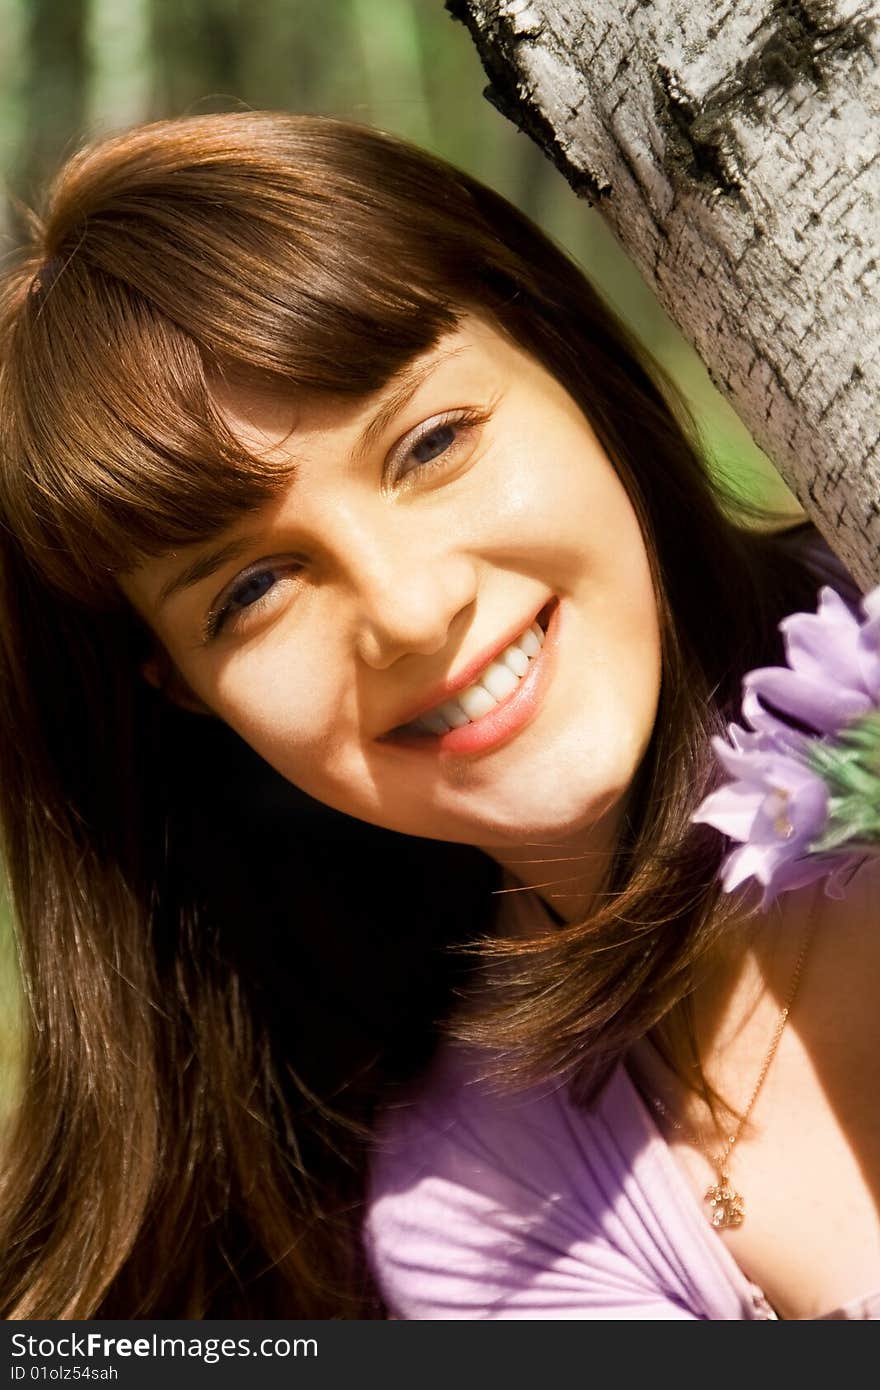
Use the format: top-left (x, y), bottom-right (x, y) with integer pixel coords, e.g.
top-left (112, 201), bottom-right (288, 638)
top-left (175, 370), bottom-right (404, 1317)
top-left (157, 535), bottom-right (258, 609)
top-left (350, 344), bottom-right (466, 467)
top-left (156, 343), bottom-right (467, 611)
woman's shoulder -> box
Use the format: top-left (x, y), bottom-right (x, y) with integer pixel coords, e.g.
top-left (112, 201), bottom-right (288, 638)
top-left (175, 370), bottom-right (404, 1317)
top-left (368, 1043), bottom-right (627, 1222)
top-left (364, 1044), bottom-right (755, 1319)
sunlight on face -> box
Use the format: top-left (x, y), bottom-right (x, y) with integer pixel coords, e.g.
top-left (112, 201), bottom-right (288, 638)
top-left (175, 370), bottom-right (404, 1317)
top-left (121, 314), bottom-right (663, 874)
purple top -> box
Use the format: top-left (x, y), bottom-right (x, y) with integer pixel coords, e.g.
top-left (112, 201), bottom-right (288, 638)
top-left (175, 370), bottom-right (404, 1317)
top-left (365, 1041), bottom-right (777, 1319)
top-left (366, 1037), bottom-right (880, 1320)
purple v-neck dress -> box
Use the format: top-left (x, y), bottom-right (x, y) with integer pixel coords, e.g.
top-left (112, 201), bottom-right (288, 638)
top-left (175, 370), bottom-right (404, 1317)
top-left (366, 1026), bottom-right (879, 1319)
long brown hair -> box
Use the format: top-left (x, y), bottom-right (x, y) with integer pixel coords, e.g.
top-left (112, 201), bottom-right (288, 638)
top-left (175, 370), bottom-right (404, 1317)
top-left (0, 112), bottom-right (824, 1317)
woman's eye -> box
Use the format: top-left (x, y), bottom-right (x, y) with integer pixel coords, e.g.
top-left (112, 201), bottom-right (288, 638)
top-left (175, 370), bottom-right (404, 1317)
top-left (411, 421), bottom-right (458, 464)
top-left (203, 564), bottom-right (295, 643)
top-left (395, 408), bottom-right (486, 483)
top-left (229, 569), bottom-right (276, 610)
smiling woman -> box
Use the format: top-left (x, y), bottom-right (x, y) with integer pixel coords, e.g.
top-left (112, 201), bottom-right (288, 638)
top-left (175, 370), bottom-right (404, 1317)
top-left (120, 315), bottom-right (661, 869)
top-left (0, 112), bottom-right (868, 1321)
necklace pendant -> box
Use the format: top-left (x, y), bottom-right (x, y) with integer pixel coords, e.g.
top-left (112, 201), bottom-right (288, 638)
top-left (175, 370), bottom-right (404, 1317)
top-left (704, 1173), bottom-right (745, 1228)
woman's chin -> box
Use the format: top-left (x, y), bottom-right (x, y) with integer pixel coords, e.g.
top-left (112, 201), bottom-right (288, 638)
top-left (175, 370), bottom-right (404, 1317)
top-left (462, 784), bottom-right (627, 854)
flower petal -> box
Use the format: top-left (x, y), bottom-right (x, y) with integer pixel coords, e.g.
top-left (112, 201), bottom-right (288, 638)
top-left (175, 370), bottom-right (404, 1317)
top-left (779, 589), bottom-right (866, 694)
top-left (740, 687), bottom-right (809, 752)
top-left (704, 582), bottom-right (880, 911)
top-left (853, 584), bottom-right (880, 699)
top-left (755, 853), bottom-right (840, 908)
top-left (692, 782), bottom-right (763, 840)
top-left (750, 770), bottom-right (828, 846)
top-left (743, 666), bottom-right (872, 735)
top-left (720, 842), bottom-right (773, 893)
top-left (860, 583), bottom-right (880, 623)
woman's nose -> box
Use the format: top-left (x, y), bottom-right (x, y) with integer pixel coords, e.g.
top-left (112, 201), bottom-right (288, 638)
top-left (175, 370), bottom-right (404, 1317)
top-left (348, 539), bottom-right (479, 671)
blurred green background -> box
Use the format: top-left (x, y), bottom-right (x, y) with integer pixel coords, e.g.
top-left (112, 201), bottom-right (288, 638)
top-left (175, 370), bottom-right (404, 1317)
top-left (0, 0), bottom-right (802, 1104)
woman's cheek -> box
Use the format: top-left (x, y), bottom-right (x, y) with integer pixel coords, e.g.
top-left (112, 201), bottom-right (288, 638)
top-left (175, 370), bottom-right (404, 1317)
top-left (475, 451), bottom-right (592, 581)
top-left (214, 653), bottom-right (345, 771)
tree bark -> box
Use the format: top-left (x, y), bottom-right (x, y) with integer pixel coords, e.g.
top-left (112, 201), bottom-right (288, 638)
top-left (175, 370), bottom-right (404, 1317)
top-left (447, 0), bottom-right (880, 590)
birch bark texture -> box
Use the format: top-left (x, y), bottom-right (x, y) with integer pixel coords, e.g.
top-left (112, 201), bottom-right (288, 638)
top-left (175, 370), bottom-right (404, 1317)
top-left (448, 0), bottom-right (880, 588)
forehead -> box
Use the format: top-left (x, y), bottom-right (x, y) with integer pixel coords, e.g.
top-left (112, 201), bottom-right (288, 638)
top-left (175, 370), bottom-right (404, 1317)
top-left (212, 312), bottom-right (512, 458)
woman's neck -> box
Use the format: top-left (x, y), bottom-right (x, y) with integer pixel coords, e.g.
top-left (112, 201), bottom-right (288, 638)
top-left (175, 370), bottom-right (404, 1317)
top-left (634, 857), bottom-right (880, 1126)
top-left (480, 803), bottom-right (625, 929)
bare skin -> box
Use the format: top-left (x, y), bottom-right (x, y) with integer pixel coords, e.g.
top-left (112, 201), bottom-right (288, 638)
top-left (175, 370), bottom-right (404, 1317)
top-left (624, 865), bottom-right (880, 1319)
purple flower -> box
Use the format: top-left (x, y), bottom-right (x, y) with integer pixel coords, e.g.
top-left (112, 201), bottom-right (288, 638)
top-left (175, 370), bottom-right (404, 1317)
top-left (693, 735), bottom-right (832, 908)
top-left (742, 586), bottom-right (879, 738)
top-left (693, 580), bottom-right (880, 908)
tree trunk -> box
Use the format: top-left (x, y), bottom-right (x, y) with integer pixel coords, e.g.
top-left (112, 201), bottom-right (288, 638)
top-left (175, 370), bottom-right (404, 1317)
top-left (447, 0), bottom-right (880, 590)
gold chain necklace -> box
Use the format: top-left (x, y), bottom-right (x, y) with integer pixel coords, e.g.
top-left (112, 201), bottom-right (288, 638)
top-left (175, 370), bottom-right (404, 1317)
top-left (650, 907), bottom-right (819, 1230)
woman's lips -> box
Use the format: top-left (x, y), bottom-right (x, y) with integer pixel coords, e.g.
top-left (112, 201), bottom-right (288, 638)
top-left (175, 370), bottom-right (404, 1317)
top-left (379, 596), bottom-right (561, 757)
top-left (382, 597), bottom-right (554, 735)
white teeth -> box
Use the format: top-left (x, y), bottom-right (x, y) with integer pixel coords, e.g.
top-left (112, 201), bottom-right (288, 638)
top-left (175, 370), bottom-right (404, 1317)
top-left (479, 660), bottom-right (521, 702)
top-left (420, 710), bottom-right (453, 734)
top-left (457, 684), bottom-right (498, 720)
top-left (501, 643), bottom-right (530, 678)
top-left (400, 608), bottom-right (552, 736)
top-left (518, 624), bottom-right (541, 658)
top-left (436, 699), bottom-right (471, 729)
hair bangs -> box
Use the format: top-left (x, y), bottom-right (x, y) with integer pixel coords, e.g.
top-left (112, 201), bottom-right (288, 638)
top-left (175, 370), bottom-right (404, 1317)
top-left (0, 265), bottom-right (296, 606)
top-left (0, 114), bottom-right (514, 606)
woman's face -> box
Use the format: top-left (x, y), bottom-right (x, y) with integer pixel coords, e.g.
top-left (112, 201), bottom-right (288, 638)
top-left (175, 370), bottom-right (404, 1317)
top-left (122, 314), bottom-right (662, 860)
